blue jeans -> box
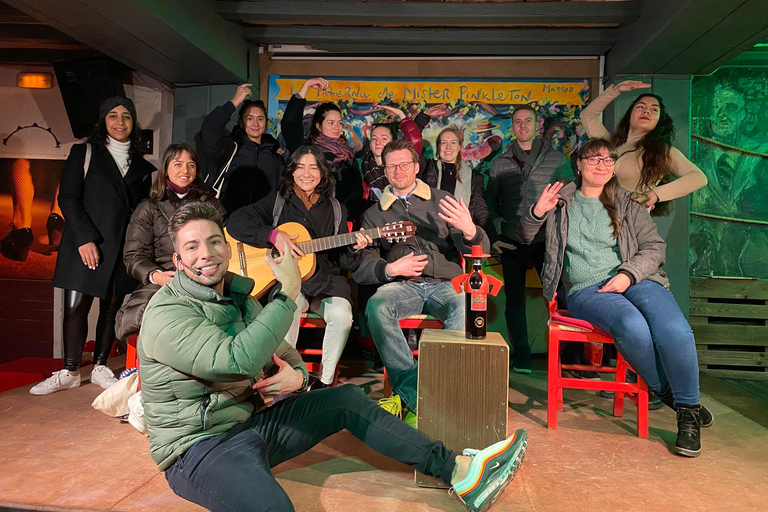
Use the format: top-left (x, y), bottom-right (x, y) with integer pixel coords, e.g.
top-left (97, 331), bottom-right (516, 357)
top-left (165, 385), bottom-right (457, 512)
top-left (366, 281), bottom-right (465, 411)
top-left (567, 279), bottom-right (699, 405)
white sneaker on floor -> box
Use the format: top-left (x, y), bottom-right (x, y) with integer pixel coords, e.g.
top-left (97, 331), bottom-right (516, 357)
top-left (90, 365), bottom-right (118, 389)
top-left (29, 369), bottom-right (81, 396)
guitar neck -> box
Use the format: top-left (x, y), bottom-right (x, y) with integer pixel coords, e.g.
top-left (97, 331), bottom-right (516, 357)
top-left (296, 227), bottom-right (385, 254)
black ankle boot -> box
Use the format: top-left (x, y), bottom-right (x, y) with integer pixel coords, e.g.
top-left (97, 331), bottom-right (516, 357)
top-left (46, 213), bottom-right (65, 246)
top-left (675, 404), bottom-right (702, 457)
top-left (0, 226), bottom-right (33, 262)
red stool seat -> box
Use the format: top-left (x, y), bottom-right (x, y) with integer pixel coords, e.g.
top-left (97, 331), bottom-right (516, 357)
top-left (547, 300), bottom-right (649, 438)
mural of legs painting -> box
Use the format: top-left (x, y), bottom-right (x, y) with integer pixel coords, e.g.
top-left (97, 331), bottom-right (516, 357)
top-left (1, 158), bottom-right (65, 261)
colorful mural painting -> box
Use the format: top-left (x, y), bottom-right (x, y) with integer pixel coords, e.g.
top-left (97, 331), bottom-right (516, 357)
top-left (690, 69), bottom-right (768, 278)
top-left (267, 76), bottom-right (591, 174)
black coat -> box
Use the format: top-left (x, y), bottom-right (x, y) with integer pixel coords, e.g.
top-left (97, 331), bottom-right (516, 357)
top-left (418, 157), bottom-right (490, 228)
top-left (280, 95), bottom-right (364, 221)
top-left (53, 143), bottom-right (155, 298)
top-left (227, 191), bottom-right (361, 304)
top-left (201, 101), bottom-right (285, 215)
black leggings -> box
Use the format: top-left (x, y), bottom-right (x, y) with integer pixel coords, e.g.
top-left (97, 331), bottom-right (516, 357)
top-left (63, 289), bottom-right (124, 371)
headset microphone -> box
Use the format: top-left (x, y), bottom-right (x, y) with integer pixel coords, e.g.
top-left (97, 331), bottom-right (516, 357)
top-left (176, 255), bottom-right (203, 276)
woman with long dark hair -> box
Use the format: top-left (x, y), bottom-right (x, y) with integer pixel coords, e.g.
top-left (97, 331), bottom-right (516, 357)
top-left (519, 138), bottom-right (713, 457)
top-left (201, 84), bottom-right (284, 214)
top-left (419, 126), bottom-right (489, 227)
top-left (580, 81), bottom-right (707, 211)
top-left (32, 97), bottom-right (155, 395)
top-left (280, 78), bottom-right (364, 221)
top-left (115, 143), bottom-right (225, 340)
top-left (227, 145), bottom-right (370, 388)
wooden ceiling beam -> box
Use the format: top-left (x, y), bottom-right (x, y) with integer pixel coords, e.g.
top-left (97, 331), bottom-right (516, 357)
top-left (218, 0), bottom-right (640, 27)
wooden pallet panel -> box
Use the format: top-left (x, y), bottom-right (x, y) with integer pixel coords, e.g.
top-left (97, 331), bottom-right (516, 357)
top-left (690, 277), bottom-right (768, 379)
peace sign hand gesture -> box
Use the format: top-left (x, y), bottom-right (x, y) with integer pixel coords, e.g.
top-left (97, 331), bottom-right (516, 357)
top-left (533, 182), bottom-right (564, 218)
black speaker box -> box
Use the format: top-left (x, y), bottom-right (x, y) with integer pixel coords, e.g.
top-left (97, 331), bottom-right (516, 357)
top-left (53, 57), bottom-right (127, 139)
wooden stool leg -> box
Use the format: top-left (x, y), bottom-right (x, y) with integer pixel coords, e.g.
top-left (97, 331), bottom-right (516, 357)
top-left (613, 358), bottom-right (626, 418)
top-left (547, 327), bottom-right (561, 430)
top-left (637, 378), bottom-right (649, 438)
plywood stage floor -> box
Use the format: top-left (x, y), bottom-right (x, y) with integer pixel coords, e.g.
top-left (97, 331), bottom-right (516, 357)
top-left (1, 359), bottom-right (767, 512)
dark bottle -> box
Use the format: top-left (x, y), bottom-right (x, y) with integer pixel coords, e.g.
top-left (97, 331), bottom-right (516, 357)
top-left (465, 259), bottom-right (487, 339)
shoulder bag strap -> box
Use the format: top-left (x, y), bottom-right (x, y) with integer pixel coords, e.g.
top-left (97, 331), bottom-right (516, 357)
top-left (272, 193), bottom-right (286, 228)
top-left (330, 196), bottom-right (341, 236)
top-left (83, 143), bottom-right (92, 177)
top-left (212, 142), bottom-right (238, 198)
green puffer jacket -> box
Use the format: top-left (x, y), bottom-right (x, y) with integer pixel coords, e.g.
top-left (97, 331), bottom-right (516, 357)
top-left (138, 270), bottom-right (304, 471)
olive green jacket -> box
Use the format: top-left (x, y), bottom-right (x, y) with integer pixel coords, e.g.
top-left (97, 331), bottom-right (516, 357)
top-left (138, 271), bottom-right (303, 470)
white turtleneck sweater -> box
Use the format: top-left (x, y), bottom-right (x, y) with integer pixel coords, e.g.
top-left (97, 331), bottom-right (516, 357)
top-left (106, 136), bottom-right (131, 177)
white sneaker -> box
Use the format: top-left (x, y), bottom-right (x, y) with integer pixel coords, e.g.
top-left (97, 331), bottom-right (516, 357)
top-left (90, 365), bottom-right (118, 389)
top-left (29, 369), bottom-right (81, 396)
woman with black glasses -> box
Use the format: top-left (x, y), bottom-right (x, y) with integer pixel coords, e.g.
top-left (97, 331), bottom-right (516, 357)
top-left (519, 139), bottom-right (713, 458)
top-left (201, 83), bottom-right (285, 214)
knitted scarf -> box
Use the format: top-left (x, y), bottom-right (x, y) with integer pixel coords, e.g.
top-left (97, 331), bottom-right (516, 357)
top-left (293, 183), bottom-right (319, 211)
top-left (436, 160), bottom-right (472, 207)
top-left (312, 133), bottom-right (356, 164)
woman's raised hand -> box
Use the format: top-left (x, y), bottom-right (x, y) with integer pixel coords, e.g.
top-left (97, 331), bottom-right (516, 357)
top-left (231, 83), bottom-right (253, 107)
top-left (616, 80), bottom-right (651, 93)
top-left (298, 78), bottom-right (330, 99)
top-left (533, 182), bottom-right (563, 218)
top-left (374, 102), bottom-right (407, 120)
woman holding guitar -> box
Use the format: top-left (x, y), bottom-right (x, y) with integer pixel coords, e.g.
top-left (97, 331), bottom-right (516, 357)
top-left (228, 145), bottom-right (372, 388)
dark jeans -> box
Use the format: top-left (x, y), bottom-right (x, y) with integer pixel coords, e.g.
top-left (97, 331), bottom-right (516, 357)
top-left (500, 241), bottom-right (546, 367)
top-left (63, 289), bottom-right (123, 371)
top-left (568, 279), bottom-right (699, 405)
top-left (165, 385), bottom-right (458, 512)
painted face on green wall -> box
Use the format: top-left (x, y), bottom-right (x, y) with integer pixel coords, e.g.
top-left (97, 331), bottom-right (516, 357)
top-left (712, 86), bottom-right (746, 141)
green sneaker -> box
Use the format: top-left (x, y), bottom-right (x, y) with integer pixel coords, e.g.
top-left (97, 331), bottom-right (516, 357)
top-left (378, 395), bottom-right (402, 417)
top-left (404, 410), bottom-right (418, 428)
top-left (452, 429), bottom-right (528, 512)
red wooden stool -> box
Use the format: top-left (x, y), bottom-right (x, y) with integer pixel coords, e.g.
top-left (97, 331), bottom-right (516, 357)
top-left (547, 300), bottom-right (649, 438)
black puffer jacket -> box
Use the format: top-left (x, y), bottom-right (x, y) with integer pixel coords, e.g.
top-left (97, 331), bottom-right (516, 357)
top-left (115, 186), bottom-right (226, 339)
top-left (280, 95), bottom-right (364, 221)
top-left (201, 101), bottom-right (285, 214)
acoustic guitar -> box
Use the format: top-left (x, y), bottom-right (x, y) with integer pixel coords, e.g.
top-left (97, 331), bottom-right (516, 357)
top-left (225, 221), bottom-right (416, 298)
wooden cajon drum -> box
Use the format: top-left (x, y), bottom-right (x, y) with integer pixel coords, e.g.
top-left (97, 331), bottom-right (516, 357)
top-left (415, 329), bottom-right (509, 488)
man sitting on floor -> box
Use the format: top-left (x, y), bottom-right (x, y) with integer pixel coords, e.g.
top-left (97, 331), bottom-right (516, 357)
top-left (137, 202), bottom-right (527, 512)
top-left (353, 139), bottom-right (490, 416)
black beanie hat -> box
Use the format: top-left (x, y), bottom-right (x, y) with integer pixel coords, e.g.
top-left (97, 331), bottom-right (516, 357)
top-left (99, 96), bottom-right (137, 123)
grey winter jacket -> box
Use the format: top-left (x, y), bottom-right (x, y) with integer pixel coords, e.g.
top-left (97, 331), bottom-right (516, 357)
top-left (485, 138), bottom-right (573, 243)
top-left (517, 182), bottom-right (669, 300)
top-left (353, 179), bottom-right (489, 285)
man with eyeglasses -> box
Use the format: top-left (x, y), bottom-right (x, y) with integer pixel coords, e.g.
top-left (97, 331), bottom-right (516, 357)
top-left (353, 139), bottom-right (490, 418)
top-left (485, 105), bottom-right (573, 374)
